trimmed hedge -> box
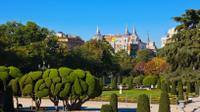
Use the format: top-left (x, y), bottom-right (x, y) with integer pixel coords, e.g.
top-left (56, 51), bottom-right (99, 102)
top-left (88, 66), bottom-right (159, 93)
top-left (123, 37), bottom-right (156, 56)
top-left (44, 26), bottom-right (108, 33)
top-left (137, 94), bottom-right (150, 112)
top-left (101, 104), bottom-right (113, 112)
top-left (110, 93), bottom-right (118, 112)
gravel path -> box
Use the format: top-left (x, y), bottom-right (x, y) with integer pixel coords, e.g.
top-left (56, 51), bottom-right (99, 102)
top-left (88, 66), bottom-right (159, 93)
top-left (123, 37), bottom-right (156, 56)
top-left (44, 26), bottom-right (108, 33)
top-left (14, 98), bottom-right (179, 112)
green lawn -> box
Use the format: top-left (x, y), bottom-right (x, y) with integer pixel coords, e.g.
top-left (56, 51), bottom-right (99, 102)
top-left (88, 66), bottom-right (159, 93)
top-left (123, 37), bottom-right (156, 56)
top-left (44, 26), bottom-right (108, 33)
top-left (101, 89), bottom-right (161, 98)
top-left (92, 89), bottom-right (177, 104)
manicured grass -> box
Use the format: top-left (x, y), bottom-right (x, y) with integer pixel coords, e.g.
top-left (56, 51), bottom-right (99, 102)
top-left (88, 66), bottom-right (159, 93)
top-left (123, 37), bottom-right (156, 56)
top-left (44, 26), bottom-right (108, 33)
top-left (101, 89), bottom-right (161, 98)
top-left (92, 89), bottom-right (177, 104)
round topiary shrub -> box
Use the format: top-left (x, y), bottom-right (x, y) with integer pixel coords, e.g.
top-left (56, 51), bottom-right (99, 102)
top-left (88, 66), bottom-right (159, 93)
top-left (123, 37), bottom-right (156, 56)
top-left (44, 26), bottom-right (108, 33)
top-left (137, 94), bottom-right (150, 112)
top-left (159, 92), bottom-right (170, 112)
top-left (110, 93), bottom-right (118, 112)
top-left (101, 104), bottom-right (113, 112)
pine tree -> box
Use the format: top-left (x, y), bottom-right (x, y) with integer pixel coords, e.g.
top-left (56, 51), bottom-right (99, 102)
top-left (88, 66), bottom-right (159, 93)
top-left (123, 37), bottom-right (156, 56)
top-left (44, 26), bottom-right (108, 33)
top-left (110, 93), bottom-right (118, 112)
top-left (159, 92), bottom-right (170, 112)
top-left (137, 94), bottom-right (150, 112)
top-left (178, 81), bottom-right (184, 100)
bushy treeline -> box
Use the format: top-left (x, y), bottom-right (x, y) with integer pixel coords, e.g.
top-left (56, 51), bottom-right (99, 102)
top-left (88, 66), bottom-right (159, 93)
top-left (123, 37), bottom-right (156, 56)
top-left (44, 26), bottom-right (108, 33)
top-left (0, 66), bottom-right (102, 111)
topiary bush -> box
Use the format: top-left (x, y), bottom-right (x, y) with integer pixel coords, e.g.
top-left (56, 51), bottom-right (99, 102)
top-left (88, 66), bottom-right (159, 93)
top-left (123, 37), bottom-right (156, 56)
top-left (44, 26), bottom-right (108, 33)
top-left (110, 93), bottom-right (118, 112)
top-left (195, 81), bottom-right (200, 96)
top-left (101, 104), bottom-right (113, 112)
top-left (159, 92), bottom-right (170, 112)
top-left (178, 80), bottom-right (184, 100)
top-left (137, 94), bottom-right (150, 112)
top-left (186, 81), bottom-right (192, 94)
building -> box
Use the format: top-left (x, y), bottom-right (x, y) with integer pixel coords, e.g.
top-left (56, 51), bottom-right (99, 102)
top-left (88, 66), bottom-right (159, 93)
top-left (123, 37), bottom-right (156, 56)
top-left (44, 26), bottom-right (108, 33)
top-left (161, 28), bottom-right (177, 47)
top-left (93, 26), bottom-right (157, 56)
top-left (56, 32), bottom-right (84, 49)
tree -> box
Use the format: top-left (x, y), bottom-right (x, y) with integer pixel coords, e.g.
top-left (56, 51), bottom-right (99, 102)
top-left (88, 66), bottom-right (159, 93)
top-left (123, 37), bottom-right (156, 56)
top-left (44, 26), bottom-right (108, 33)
top-left (136, 49), bottom-right (155, 62)
top-left (111, 76), bottom-right (118, 90)
top-left (143, 75), bottom-right (158, 87)
top-left (2, 87), bottom-right (14, 112)
top-left (159, 10), bottom-right (200, 79)
top-left (137, 94), bottom-right (150, 112)
top-left (178, 81), bottom-right (184, 100)
top-left (186, 81), bottom-right (192, 94)
top-left (0, 66), bottom-right (22, 109)
top-left (19, 67), bottom-right (103, 111)
top-left (171, 81), bottom-right (177, 95)
top-left (110, 93), bottom-right (118, 112)
top-left (101, 104), bottom-right (113, 112)
top-left (133, 75), bottom-right (144, 88)
top-left (158, 92), bottom-right (170, 112)
top-left (174, 9), bottom-right (200, 30)
top-left (144, 57), bottom-right (169, 75)
top-left (157, 79), bottom-right (161, 89)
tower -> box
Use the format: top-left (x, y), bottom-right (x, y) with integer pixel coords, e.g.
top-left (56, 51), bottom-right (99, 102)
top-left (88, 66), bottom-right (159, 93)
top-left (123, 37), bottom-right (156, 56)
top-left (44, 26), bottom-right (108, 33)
top-left (95, 26), bottom-right (102, 40)
top-left (125, 26), bottom-right (130, 35)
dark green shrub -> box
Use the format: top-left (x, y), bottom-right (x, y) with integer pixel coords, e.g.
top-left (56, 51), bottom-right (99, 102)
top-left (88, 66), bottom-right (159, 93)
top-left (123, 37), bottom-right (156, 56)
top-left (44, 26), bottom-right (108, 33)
top-left (195, 81), bottom-right (200, 95)
top-left (101, 104), bottom-right (113, 112)
top-left (171, 81), bottom-right (177, 95)
top-left (159, 92), bottom-right (170, 112)
top-left (70, 69), bottom-right (85, 79)
top-left (110, 93), bottom-right (118, 112)
top-left (59, 83), bottom-right (71, 97)
top-left (3, 87), bottom-right (14, 112)
top-left (111, 76), bottom-right (117, 90)
top-left (137, 94), bottom-right (150, 112)
top-left (178, 81), bottom-right (184, 100)
top-left (186, 81), bottom-right (192, 94)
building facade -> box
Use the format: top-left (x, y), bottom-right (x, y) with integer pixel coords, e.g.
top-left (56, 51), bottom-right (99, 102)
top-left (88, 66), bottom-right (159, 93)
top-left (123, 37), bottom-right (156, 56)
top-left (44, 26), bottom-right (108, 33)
top-left (161, 28), bottom-right (177, 47)
top-left (93, 26), bottom-right (157, 56)
top-left (56, 32), bottom-right (84, 49)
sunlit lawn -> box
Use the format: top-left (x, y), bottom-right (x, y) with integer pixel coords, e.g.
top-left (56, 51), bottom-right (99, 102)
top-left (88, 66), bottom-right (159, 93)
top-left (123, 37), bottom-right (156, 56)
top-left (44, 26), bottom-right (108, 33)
top-left (92, 89), bottom-right (178, 104)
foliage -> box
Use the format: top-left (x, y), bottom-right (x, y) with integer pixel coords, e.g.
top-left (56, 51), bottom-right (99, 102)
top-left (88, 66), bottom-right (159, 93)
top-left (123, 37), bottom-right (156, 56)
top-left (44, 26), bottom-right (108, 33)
top-left (136, 49), bottom-right (155, 62)
top-left (143, 75), bottom-right (158, 86)
top-left (178, 81), bottom-right (184, 100)
top-left (171, 81), bottom-right (177, 95)
top-left (111, 76), bottom-right (118, 90)
top-left (2, 87), bottom-right (14, 112)
top-left (144, 57), bottom-right (169, 75)
top-left (19, 67), bottom-right (102, 110)
top-left (158, 92), bottom-right (170, 112)
top-left (159, 9), bottom-right (200, 79)
top-left (133, 75), bottom-right (144, 86)
top-left (137, 94), bottom-right (150, 112)
top-left (186, 81), bottom-right (192, 94)
top-left (101, 104), bottom-right (113, 112)
top-left (195, 81), bottom-right (200, 96)
top-left (110, 93), bottom-right (118, 112)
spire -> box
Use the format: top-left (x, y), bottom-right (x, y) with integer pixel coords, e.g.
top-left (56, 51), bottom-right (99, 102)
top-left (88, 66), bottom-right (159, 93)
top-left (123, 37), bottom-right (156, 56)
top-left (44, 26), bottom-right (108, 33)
top-left (147, 32), bottom-right (150, 43)
top-left (96, 26), bottom-right (100, 35)
top-left (125, 25), bottom-right (129, 35)
top-left (132, 26), bottom-right (138, 36)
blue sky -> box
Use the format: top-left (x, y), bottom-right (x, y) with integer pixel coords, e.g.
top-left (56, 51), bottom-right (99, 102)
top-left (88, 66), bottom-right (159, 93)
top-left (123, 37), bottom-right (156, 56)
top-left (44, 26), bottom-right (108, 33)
top-left (0, 0), bottom-right (199, 47)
